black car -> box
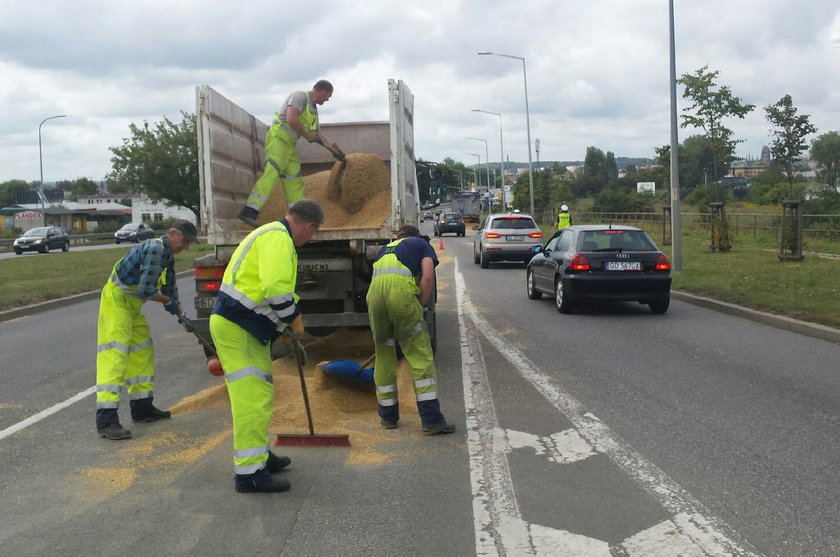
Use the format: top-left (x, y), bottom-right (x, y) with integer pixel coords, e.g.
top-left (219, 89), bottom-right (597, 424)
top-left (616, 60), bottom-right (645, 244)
top-left (434, 212), bottom-right (465, 237)
top-left (526, 225), bottom-right (671, 314)
top-left (13, 226), bottom-right (70, 254)
top-left (115, 222), bottom-right (155, 244)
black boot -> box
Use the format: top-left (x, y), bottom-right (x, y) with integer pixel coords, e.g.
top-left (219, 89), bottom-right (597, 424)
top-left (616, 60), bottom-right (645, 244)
top-left (418, 399), bottom-right (456, 435)
top-left (266, 451), bottom-right (291, 473)
top-left (235, 468), bottom-right (290, 493)
top-left (238, 206), bottom-right (260, 228)
top-left (378, 402), bottom-right (399, 429)
top-left (130, 397), bottom-right (171, 423)
top-left (96, 409), bottom-right (132, 440)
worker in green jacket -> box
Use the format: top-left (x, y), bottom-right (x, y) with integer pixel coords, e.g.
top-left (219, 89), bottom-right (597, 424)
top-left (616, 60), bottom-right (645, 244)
top-left (239, 80), bottom-right (339, 227)
top-left (366, 224), bottom-right (455, 435)
top-left (211, 199), bottom-right (324, 493)
top-left (557, 204), bottom-right (572, 229)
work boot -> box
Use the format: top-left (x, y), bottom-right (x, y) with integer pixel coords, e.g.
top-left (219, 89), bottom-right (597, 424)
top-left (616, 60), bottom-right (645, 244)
top-left (266, 451), bottom-right (291, 473)
top-left (235, 468), bottom-right (291, 493)
top-left (380, 418), bottom-right (398, 429)
top-left (130, 398), bottom-right (171, 423)
top-left (97, 424), bottom-right (133, 440)
top-left (422, 421), bottom-right (456, 435)
top-left (238, 206), bottom-right (260, 228)
top-left (418, 398), bottom-right (455, 435)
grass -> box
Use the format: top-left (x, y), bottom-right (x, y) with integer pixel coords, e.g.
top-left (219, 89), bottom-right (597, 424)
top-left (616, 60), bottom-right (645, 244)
top-left (0, 244), bottom-right (213, 312)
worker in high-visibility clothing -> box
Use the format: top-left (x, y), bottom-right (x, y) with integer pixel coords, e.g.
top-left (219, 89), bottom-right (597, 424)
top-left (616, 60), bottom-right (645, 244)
top-left (95, 220), bottom-right (199, 440)
top-left (210, 199), bottom-right (324, 493)
top-left (367, 224), bottom-right (456, 435)
top-left (238, 80), bottom-right (339, 228)
top-left (557, 204), bottom-right (572, 230)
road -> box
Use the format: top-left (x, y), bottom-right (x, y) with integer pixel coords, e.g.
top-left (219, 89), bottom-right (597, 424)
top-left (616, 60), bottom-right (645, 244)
top-left (2, 221), bottom-right (839, 556)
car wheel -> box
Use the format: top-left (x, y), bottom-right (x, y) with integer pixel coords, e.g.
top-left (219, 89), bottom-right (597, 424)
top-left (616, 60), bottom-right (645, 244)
top-left (14, 249), bottom-right (22, 255)
top-left (480, 248), bottom-right (490, 269)
top-left (649, 297), bottom-right (670, 314)
top-left (62, 241), bottom-right (69, 252)
top-left (40, 243), bottom-right (49, 254)
top-left (473, 247), bottom-right (480, 264)
top-left (554, 277), bottom-right (573, 313)
top-left (526, 268), bottom-right (542, 300)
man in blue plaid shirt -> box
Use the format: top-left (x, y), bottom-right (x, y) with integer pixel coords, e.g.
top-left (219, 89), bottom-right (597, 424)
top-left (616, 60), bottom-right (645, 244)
top-left (95, 220), bottom-right (198, 440)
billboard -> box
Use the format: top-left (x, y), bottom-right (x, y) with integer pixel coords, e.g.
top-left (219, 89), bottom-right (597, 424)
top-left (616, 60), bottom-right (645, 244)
top-left (637, 182), bottom-right (656, 193)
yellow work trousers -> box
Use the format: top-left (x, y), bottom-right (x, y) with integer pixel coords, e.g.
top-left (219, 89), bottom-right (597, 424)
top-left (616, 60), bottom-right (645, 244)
top-left (96, 281), bottom-right (155, 410)
top-left (210, 314), bottom-right (274, 475)
top-left (246, 126), bottom-right (304, 211)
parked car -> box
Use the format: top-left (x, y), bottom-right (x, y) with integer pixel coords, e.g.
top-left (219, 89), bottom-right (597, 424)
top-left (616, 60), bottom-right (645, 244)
top-left (526, 224), bottom-right (671, 314)
top-left (13, 226), bottom-right (70, 254)
top-left (115, 222), bottom-right (155, 244)
top-left (434, 212), bottom-right (466, 237)
top-left (423, 210), bottom-right (434, 220)
top-left (472, 213), bottom-right (543, 268)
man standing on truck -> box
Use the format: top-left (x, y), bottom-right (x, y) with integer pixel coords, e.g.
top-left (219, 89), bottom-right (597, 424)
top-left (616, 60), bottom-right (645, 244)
top-left (238, 80), bottom-right (339, 227)
top-left (95, 220), bottom-right (199, 440)
top-left (211, 199), bottom-right (325, 493)
top-left (367, 224), bottom-right (456, 435)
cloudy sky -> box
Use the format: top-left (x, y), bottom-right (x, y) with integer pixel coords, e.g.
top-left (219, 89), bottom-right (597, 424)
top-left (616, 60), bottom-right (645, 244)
top-left (1, 0), bottom-right (839, 184)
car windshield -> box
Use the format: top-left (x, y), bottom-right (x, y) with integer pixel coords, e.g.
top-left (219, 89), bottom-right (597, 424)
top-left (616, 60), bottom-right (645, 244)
top-left (444, 213), bottom-right (461, 220)
top-left (579, 230), bottom-right (657, 251)
top-left (22, 227), bottom-right (48, 237)
top-left (121, 224), bottom-right (141, 231)
top-left (490, 217), bottom-right (537, 230)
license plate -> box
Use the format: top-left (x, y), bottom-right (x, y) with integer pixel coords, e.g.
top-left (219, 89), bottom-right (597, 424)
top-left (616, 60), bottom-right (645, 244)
top-left (605, 261), bottom-right (641, 271)
top-left (195, 296), bottom-right (217, 309)
top-left (506, 235), bottom-right (523, 241)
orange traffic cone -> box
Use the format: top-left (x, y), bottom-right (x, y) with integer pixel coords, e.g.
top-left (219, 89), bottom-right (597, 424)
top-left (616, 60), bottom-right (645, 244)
top-left (438, 238), bottom-right (445, 250)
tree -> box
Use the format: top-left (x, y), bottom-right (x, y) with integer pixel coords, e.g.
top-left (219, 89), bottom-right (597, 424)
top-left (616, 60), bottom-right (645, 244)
top-left (765, 94), bottom-right (817, 198)
top-left (108, 111), bottom-right (199, 221)
top-left (810, 131), bottom-right (840, 190)
top-left (0, 179), bottom-right (34, 206)
top-left (678, 66), bottom-right (755, 179)
top-left (58, 177), bottom-right (99, 201)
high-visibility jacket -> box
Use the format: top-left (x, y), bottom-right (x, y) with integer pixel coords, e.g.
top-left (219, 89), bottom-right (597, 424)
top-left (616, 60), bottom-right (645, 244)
top-left (212, 219), bottom-right (300, 344)
top-left (273, 92), bottom-right (319, 141)
top-left (557, 212), bottom-right (571, 229)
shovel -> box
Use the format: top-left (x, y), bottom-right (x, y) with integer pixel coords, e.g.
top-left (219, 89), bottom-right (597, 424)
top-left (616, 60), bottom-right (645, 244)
top-left (177, 313), bottom-right (224, 376)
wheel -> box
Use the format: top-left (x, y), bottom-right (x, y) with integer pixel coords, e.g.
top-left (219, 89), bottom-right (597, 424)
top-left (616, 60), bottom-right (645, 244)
top-left (115, 240), bottom-right (120, 244)
top-left (40, 243), bottom-right (49, 254)
top-left (526, 268), bottom-right (542, 300)
top-left (480, 248), bottom-right (490, 269)
top-left (554, 277), bottom-right (573, 313)
top-left (473, 247), bottom-right (480, 264)
top-left (14, 249), bottom-right (22, 255)
top-left (649, 297), bottom-right (670, 314)
top-left (62, 241), bottom-right (69, 252)
top-left (434, 229), bottom-right (440, 237)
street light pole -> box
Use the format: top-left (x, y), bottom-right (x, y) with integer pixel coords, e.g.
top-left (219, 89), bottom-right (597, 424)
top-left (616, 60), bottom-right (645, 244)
top-left (467, 137), bottom-right (491, 212)
top-left (478, 52), bottom-right (534, 216)
top-left (38, 114), bottom-right (67, 226)
top-left (668, 0), bottom-right (682, 271)
top-left (465, 153), bottom-right (481, 190)
top-left (472, 109), bottom-right (505, 210)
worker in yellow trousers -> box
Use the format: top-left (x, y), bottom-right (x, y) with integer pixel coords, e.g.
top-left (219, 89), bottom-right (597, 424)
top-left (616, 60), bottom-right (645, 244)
top-left (95, 221), bottom-right (198, 440)
top-left (367, 224), bottom-right (455, 435)
top-left (238, 80), bottom-right (339, 227)
top-left (211, 199), bottom-right (324, 493)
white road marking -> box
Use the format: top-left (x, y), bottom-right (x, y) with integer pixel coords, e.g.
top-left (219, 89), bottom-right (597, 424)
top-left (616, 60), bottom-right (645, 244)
top-left (0, 386), bottom-right (96, 441)
top-left (454, 259), bottom-right (759, 556)
top-left (505, 428), bottom-right (599, 465)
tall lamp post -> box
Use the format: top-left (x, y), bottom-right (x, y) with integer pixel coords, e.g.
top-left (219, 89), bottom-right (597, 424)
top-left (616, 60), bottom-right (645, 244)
top-left (471, 109), bottom-right (505, 210)
top-left (465, 153), bottom-right (481, 190)
top-left (467, 137), bottom-right (492, 212)
top-left (478, 51), bottom-right (534, 216)
top-left (38, 114), bottom-right (66, 226)
top-left (668, 0), bottom-right (682, 271)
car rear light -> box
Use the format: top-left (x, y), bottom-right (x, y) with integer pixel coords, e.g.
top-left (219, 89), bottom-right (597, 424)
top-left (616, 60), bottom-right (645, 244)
top-left (485, 232), bottom-right (502, 239)
top-left (196, 266), bottom-right (225, 293)
top-left (655, 253), bottom-right (670, 271)
top-left (570, 253), bottom-right (590, 271)
top-left (528, 231), bottom-right (543, 238)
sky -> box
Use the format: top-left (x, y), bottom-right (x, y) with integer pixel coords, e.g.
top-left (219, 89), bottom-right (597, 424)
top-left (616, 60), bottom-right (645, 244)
top-left (1, 0), bottom-right (839, 184)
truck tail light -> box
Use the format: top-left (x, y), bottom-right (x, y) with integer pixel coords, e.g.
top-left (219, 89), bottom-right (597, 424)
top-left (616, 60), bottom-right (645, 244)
top-left (655, 253), bottom-right (670, 271)
top-left (570, 254), bottom-right (590, 271)
top-left (196, 266), bottom-right (225, 293)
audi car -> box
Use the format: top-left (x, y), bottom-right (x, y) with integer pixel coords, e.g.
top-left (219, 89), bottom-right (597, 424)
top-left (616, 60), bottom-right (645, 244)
top-left (472, 213), bottom-right (543, 268)
top-left (526, 225), bottom-right (671, 314)
top-left (13, 226), bottom-right (70, 254)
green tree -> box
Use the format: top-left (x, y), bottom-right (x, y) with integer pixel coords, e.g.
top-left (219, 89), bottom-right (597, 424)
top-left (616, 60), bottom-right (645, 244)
top-left (108, 111), bottom-right (199, 221)
top-left (58, 177), bottom-right (99, 201)
top-left (0, 180), bottom-right (34, 206)
top-left (605, 151), bottom-right (618, 180)
top-left (810, 131), bottom-right (840, 189)
top-left (765, 94), bottom-right (817, 198)
top-left (678, 65), bottom-right (755, 179)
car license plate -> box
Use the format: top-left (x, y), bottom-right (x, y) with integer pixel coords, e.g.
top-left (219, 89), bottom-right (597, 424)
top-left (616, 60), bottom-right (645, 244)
top-left (195, 296), bottom-right (217, 309)
top-left (506, 235), bottom-right (523, 241)
top-left (605, 261), bottom-right (642, 271)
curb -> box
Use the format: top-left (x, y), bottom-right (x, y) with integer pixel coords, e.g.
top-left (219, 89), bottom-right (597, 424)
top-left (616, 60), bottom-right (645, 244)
top-left (0, 270), bottom-right (194, 323)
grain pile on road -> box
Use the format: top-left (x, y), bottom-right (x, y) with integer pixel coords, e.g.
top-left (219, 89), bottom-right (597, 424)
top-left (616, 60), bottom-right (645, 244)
top-left (257, 153), bottom-right (390, 228)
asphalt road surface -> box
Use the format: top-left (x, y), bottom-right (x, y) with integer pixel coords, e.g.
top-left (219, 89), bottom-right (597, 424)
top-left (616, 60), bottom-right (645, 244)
top-left (2, 222), bottom-right (839, 556)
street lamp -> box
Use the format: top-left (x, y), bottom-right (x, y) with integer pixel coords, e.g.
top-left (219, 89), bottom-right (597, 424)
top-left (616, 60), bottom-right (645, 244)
top-left (472, 109), bottom-right (505, 210)
top-left (465, 153), bottom-right (481, 190)
top-left (478, 51), bottom-right (534, 216)
top-left (668, 0), bottom-right (682, 271)
top-left (467, 137), bottom-right (492, 213)
top-left (38, 114), bottom-right (66, 226)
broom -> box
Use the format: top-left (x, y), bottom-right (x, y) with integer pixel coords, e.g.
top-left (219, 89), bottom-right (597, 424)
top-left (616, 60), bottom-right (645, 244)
top-left (275, 340), bottom-right (351, 447)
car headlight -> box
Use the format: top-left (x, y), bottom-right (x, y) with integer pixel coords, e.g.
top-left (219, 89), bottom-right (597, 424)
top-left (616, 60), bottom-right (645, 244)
top-left (34, 239), bottom-right (43, 245)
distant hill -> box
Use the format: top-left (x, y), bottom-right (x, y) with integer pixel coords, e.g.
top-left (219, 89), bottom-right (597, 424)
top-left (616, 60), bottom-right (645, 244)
top-left (479, 156), bottom-right (656, 172)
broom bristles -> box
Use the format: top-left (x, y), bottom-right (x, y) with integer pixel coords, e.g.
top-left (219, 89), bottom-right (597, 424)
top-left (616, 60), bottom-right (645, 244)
top-left (275, 433), bottom-right (351, 447)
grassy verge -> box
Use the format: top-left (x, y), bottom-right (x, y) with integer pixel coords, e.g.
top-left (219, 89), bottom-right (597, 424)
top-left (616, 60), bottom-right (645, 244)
top-left (0, 244), bottom-right (213, 312)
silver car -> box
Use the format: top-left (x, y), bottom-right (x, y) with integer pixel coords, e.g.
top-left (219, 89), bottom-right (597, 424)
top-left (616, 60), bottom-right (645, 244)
top-left (472, 213), bottom-right (543, 268)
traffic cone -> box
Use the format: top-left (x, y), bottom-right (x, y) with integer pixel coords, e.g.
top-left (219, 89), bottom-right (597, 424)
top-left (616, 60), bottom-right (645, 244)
top-left (438, 238), bottom-right (445, 250)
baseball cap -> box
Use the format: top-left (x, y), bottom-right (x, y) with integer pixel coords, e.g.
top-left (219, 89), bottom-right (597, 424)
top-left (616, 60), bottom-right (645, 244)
top-left (173, 220), bottom-right (199, 243)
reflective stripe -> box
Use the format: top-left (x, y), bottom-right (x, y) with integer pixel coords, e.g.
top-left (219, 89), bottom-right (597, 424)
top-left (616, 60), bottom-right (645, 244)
top-left (97, 401), bottom-right (119, 409)
top-left (414, 378), bottom-right (436, 389)
top-left (219, 283), bottom-right (278, 322)
top-left (397, 322), bottom-right (425, 344)
top-left (266, 292), bottom-right (294, 308)
top-left (376, 384), bottom-right (396, 394)
top-left (130, 339), bottom-right (153, 352)
top-left (97, 384), bottom-right (122, 394)
top-left (374, 337), bottom-right (396, 346)
top-left (129, 391), bottom-right (152, 400)
top-left (98, 341), bottom-right (130, 354)
top-left (235, 445), bottom-right (269, 459)
top-left (416, 392), bottom-right (438, 402)
top-left (285, 172), bottom-right (301, 180)
top-left (372, 267), bottom-right (413, 278)
top-left (377, 398), bottom-right (397, 407)
top-left (125, 375), bottom-right (153, 385)
top-left (226, 366), bottom-right (274, 384)
top-left (267, 158), bottom-right (284, 177)
top-left (247, 191), bottom-right (268, 204)
top-left (235, 462), bottom-right (264, 475)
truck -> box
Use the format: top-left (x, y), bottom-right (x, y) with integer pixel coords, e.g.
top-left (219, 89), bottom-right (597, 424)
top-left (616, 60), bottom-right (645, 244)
top-left (191, 80), bottom-right (437, 349)
top-left (451, 191), bottom-right (482, 223)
